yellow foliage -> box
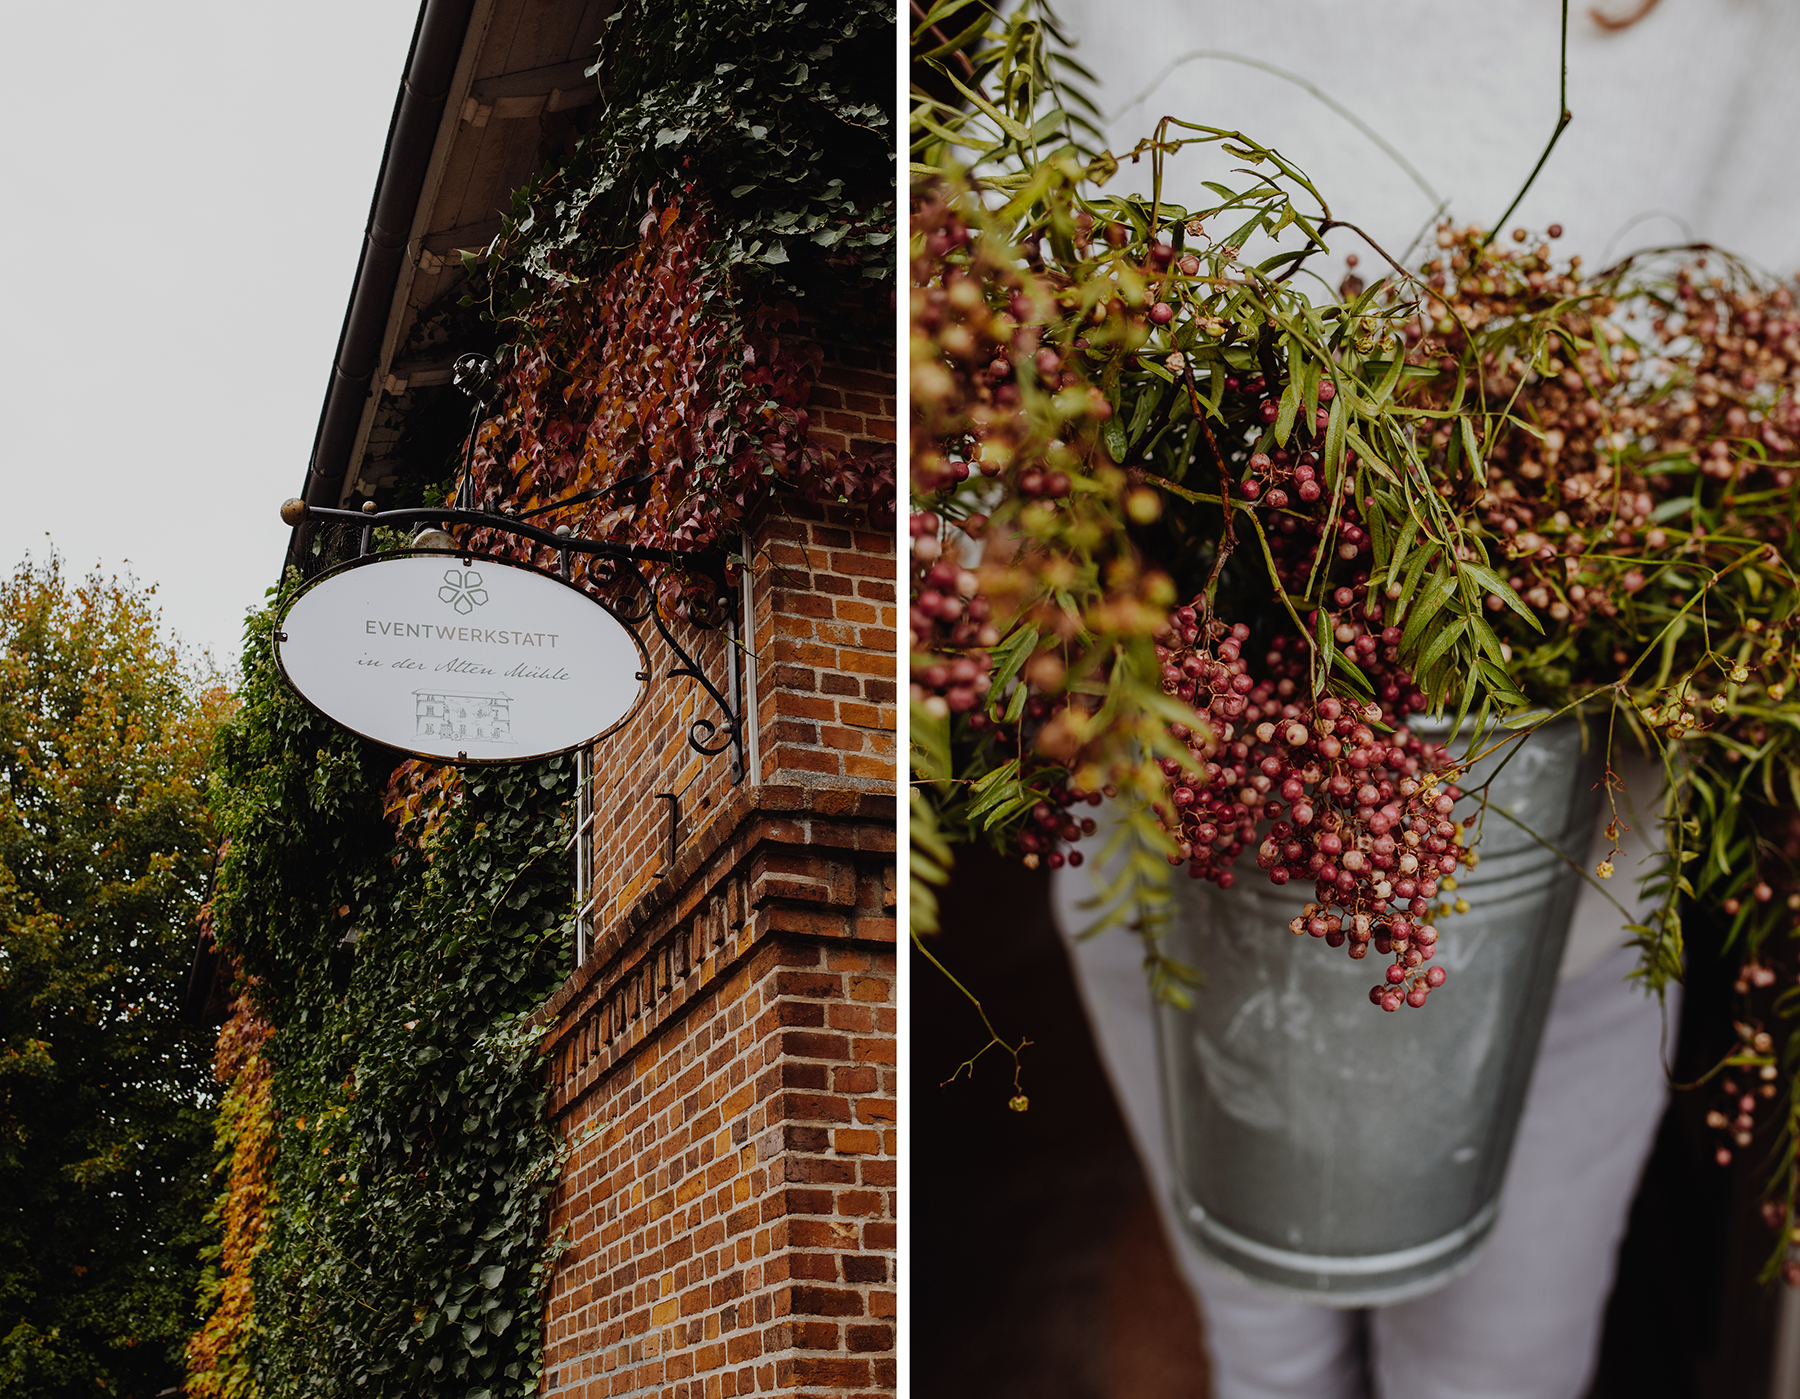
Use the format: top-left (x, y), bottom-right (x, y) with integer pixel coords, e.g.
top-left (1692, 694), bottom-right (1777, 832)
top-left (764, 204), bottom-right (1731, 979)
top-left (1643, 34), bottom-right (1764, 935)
top-left (185, 995), bottom-right (276, 1399)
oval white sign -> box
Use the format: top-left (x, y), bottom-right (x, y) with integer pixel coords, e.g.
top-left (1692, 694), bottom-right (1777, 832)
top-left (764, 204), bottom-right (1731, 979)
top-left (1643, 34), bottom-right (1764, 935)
top-left (276, 553), bottom-right (647, 762)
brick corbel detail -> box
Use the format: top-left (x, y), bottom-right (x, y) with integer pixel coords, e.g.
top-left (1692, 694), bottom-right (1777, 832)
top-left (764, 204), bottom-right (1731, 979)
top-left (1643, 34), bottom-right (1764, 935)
top-left (539, 785), bottom-right (894, 1080)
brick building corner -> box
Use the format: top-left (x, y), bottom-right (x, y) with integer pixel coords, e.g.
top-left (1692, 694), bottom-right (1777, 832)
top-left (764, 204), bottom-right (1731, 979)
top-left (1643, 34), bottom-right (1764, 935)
top-left (535, 319), bottom-right (898, 1399)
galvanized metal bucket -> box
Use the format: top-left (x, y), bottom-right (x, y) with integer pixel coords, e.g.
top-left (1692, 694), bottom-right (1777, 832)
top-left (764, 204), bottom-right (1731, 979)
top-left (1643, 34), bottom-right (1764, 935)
top-left (1158, 716), bottom-right (1603, 1305)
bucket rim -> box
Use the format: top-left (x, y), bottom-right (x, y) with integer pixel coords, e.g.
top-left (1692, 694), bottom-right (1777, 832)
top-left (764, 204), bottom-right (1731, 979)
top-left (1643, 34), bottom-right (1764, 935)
top-left (1178, 1193), bottom-right (1502, 1308)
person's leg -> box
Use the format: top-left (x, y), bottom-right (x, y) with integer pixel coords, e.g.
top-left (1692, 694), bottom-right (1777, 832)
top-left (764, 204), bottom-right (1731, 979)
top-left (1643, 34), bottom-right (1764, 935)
top-left (1368, 944), bottom-right (1672, 1399)
top-left (1189, 1262), bottom-right (1370, 1399)
top-left (1052, 876), bottom-right (1368, 1399)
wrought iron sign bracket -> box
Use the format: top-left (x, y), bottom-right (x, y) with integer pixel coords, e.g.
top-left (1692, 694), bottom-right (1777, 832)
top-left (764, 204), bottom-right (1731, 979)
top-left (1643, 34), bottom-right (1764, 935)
top-left (281, 497), bottom-right (748, 783)
top-left (611, 553), bottom-right (746, 785)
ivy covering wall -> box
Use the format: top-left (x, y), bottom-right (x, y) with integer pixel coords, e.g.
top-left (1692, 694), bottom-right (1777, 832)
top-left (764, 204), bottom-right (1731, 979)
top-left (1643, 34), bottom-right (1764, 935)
top-left (479, 0), bottom-right (893, 304)
top-left (194, 604), bottom-right (575, 1397)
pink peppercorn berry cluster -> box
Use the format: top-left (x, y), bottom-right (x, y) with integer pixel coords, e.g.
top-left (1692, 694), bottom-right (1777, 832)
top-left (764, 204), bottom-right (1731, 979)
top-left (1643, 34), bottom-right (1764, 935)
top-left (1712, 995), bottom-right (1783, 1171)
top-left (1015, 786), bottom-right (1103, 871)
top-left (908, 506), bottom-right (1104, 871)
top-left (909, 510), bottom-right (998, 720)
top-left (1715, 1063), bottom-right (1778, 1168)
top-left (1153, 607), bottom-right (1469, 1012)
top-left (1236, 379), bottom-right (1342, 507)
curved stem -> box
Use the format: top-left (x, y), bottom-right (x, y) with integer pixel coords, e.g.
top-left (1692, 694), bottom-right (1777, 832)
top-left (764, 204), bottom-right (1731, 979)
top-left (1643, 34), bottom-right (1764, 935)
top-left (1114, 49), bottom-right (1444, 217)
top-left (1481, 0), bottom-right (1572, 249)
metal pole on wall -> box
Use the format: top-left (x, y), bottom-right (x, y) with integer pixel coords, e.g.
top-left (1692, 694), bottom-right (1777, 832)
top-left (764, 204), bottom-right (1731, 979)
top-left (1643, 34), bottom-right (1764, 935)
top-left (725, 610), bottom-right (742, 785)
top-left (741, 532), bottom-right (760, 786)
top-left (573, 748), bottom-right (595, 967)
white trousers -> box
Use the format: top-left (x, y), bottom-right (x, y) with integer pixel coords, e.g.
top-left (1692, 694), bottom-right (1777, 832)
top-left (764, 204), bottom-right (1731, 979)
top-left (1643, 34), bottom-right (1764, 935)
top-left (1051, 871), bottom-right (1674, 1399)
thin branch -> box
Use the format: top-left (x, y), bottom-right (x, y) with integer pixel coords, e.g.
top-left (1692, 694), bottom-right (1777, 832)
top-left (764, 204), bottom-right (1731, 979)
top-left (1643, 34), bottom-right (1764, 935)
top-left (912, 930), bottom-right (1033, 1107)
top-left (1177, 361), bottom-right (1238, 621)
top-left (1482, 0), bottom-right (1572, 248)
top-left (1115, 50), bottom-right (1444, 216)
top-left (909, 0), bottom-right (978, 80)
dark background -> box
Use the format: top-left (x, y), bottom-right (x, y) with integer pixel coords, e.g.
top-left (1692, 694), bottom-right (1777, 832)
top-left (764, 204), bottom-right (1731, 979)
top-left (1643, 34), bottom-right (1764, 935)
top-left (913, 849), bottom-right (1783, 1398)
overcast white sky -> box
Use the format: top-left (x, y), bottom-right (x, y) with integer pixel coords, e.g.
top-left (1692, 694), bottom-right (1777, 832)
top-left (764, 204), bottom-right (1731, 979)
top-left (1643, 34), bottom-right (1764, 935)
top-left (1056, 0), bottom-right (1800, 280)
top-left (1, 0), bottom-right (422, 670)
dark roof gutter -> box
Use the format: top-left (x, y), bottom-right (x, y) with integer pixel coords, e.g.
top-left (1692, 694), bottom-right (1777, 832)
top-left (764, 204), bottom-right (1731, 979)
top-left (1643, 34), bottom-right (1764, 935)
top-left (294, 0), bottom-right (479, 537)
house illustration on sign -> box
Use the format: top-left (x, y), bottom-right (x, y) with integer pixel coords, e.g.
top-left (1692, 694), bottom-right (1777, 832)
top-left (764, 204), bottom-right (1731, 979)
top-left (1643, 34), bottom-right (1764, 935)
top-left (414, 690), bottom-right (515, 743)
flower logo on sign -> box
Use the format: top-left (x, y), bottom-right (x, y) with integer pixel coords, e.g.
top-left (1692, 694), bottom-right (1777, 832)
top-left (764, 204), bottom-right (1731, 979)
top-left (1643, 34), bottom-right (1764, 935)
top-left (438, 569), bottom-right (488, 614)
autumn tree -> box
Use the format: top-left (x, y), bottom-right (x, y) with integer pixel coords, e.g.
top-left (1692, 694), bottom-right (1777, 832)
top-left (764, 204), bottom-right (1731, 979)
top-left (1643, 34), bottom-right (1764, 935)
top-left (0, 556), bottom-right (232, 1397)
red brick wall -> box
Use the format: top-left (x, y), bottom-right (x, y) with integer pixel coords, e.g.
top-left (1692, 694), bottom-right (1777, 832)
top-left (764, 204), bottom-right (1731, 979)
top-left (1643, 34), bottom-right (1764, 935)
top-left (538, 307), bottom-right (898, 1398)
top-left (581, 611), bottom-right (737, 938)
top-left (752, 504), bottom-right (896, 792)
top-left (751, 312), bottom-right (897, 796)
top-left (803, 328), bottom-right (898, 463)
top-left (539, 789), bottom-right (897, 1398)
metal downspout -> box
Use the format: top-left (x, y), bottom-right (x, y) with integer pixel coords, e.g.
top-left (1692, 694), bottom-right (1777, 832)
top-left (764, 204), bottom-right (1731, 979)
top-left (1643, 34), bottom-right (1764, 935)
top-left (742, 533), bottom-right (761, 785)
top-left (288, 0), bottom-right (480, 569)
